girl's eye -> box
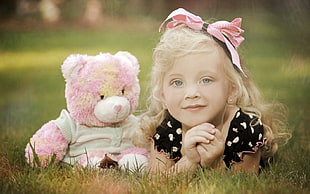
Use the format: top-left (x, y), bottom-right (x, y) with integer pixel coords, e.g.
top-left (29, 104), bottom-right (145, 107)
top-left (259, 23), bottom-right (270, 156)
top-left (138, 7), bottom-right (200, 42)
top-left (100, 95), bottom-right (105, 100)
top-left (172, 80), bottom-right (183, 87)
top-left (121, 89), bottom-right (125, 95)
top-left (200, 78), bottom-right (211, 84)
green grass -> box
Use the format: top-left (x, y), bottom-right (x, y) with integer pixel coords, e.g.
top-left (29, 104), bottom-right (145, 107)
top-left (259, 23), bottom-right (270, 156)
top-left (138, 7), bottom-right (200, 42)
top-left (1, 12), bottom-right (309, 193)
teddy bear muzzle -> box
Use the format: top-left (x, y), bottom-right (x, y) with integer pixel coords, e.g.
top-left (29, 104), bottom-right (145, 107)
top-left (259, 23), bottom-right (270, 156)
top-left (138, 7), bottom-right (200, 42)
top-left (94, 96), bottom-right (131, 123)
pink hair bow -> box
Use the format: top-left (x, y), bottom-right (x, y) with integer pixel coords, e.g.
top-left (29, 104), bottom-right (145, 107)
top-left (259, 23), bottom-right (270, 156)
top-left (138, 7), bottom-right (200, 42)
top-left (159, 8), bottom-right (245, 75)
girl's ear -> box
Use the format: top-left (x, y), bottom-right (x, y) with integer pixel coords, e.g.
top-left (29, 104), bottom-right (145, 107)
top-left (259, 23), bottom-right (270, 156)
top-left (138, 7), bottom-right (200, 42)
top-left (227, 83), bottom-right (239, 105)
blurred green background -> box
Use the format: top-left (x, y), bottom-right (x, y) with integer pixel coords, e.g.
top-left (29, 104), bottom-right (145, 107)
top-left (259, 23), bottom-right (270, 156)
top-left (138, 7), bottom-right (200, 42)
top-left (0, 0), bottom-right (309, 192)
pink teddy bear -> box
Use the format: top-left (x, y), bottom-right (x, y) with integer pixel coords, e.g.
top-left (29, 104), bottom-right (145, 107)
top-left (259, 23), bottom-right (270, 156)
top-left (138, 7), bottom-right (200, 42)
top-left (25, 51), bottom-right (149, 171)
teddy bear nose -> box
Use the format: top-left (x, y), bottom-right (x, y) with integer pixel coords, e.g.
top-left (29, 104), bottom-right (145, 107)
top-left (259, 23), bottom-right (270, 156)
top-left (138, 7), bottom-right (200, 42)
top-left (114, 105), bottom-right (122, 112)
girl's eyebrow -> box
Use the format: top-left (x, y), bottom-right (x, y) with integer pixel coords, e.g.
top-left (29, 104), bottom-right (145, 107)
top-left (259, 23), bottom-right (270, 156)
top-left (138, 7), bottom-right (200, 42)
top-left (166, 73), bottom-right (184, 78)
top-left (197, 70), bottom-right (217, 76)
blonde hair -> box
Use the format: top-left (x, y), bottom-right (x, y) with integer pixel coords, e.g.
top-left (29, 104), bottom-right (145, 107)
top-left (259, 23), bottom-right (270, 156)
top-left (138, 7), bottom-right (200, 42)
top-left (135, 24), bottom-right (291, 158)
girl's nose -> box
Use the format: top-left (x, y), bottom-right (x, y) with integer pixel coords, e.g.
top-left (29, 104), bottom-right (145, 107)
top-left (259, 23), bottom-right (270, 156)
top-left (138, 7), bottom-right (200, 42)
top-left (184, 85), bottom-right (200, 99)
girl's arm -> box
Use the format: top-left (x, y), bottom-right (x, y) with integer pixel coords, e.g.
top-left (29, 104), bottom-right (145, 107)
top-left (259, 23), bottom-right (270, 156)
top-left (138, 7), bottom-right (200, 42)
top-left (148, 123), bottom-right (217, 174)
top-left (230, 151), bottom-right (262, 174)
top-left (148, 136), bottom-right (262, 175)
top-left (197, 127), bottom-right (226, 169)
top-left (197, 130), bottom-right (262, 174)
top-left (148, 142), bottom-right (199, 174)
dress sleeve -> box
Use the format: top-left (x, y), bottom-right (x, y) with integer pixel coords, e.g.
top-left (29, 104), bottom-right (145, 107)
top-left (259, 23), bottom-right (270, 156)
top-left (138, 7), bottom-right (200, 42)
top-left (223, 109), bottom-right (266, 168)
top-left (152, 113), bottom-right (183, 160)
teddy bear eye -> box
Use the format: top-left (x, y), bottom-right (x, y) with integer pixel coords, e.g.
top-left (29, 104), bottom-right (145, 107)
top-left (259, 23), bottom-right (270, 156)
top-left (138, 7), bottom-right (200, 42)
top-left (100, 95), bottom-right (105, 100)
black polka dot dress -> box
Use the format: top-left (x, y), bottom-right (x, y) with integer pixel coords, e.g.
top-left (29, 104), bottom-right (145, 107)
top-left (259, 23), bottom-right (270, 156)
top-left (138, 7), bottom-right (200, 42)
top-left (153, 112), bottom-right (183, 160)
top-left (152, 109), bottom-right (266, 168)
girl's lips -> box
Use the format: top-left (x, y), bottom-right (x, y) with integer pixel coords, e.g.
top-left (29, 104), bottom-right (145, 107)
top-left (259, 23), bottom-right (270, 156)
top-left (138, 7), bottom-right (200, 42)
top-left (183, 104), bottom-right (206, 110)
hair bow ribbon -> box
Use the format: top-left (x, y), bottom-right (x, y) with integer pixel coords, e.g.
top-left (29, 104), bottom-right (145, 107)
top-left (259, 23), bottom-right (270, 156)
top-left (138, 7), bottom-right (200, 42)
top-left (159, 8), bottom-right (245, 75)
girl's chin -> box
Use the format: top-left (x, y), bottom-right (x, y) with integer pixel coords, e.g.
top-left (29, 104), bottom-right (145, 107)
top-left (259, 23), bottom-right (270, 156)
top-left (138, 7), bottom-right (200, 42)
top-left (182, 121), bottom-right (209, 130)
top-left (182, 119), bottom-right (221, 130)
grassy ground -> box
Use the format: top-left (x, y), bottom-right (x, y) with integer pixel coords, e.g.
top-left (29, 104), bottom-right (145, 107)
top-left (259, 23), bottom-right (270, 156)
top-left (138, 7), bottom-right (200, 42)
top-left (0, 11), bottom-right (309, 193)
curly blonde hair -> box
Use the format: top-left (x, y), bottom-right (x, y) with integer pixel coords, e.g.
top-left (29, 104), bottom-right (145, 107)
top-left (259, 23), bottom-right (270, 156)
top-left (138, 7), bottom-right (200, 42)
top-left (134, 24), bottom-right (291, 158)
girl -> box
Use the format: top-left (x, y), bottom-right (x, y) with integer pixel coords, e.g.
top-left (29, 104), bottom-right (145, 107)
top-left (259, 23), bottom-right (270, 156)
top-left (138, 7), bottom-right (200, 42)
top-left (135, 8), bottom-right (290, 174)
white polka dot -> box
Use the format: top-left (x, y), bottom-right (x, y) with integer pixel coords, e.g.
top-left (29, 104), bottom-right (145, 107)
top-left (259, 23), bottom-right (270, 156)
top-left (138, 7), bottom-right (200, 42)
top-left (167, 121), bottom-right (172, 128)
top-left (236, 111), bottom-right (240, 118)
top-left (233, 128), bottom-right (238, 132)
top-left (258, 133), bottom-right (262, 140)
top-left (249, 114), bottom-right (253, 119)
top-left (176, 128), bottom-right (182, 134)
top-left (233, 136), bottom-right (239, 143)
top-left (172, 146), bottom-right (178, 152)
top-left (154, 133), bottom-right (160, 140)
top-left (227, 141), bottom-right (232, 146)
top-left (248, 142), bottom-right (253, 147)
top-left (168, 134), bottom-right (174, 141)
top-left (240, 122), bottom-right (247, 129)
top-left (251, 127), bottom-right (254, 134)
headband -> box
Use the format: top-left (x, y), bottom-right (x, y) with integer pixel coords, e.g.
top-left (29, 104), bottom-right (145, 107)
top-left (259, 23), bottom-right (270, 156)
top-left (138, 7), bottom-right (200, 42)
top-left (159, 8), bottom-right (245, 75)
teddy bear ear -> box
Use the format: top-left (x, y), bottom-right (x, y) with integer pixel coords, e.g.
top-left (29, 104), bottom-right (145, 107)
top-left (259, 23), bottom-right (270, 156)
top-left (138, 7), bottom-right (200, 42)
top-left (114, 51), bottom-right (140, 75)
top-left (61, 54), bottom-right (87, 80)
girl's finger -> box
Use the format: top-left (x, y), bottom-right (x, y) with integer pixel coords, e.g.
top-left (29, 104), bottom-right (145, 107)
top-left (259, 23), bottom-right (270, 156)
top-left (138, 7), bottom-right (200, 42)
top-left (191, 123), bottom-right (217, 135)
top-left (186, 136), bottom-right (211, 145)
top-left (186, 130), bottom-right (215, 141)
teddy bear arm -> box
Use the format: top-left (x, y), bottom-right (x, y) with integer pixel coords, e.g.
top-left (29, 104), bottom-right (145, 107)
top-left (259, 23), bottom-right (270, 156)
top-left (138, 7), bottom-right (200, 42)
top-left (25, 121), bottom-right (68, 167)
top-left (117, 148), bottom-right (149, 172)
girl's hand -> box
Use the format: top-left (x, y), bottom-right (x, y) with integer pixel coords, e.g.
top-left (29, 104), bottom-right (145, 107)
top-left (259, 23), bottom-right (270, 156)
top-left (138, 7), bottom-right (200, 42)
top-left (196, 128), bottom-right (225, 168)
top-left (182, 123), bottom-right (216, 164)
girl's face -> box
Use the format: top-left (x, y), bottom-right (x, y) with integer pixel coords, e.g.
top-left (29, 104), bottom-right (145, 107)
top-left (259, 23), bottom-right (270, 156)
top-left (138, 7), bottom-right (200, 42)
top-left (161, 48), bottom-right (234, 130)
